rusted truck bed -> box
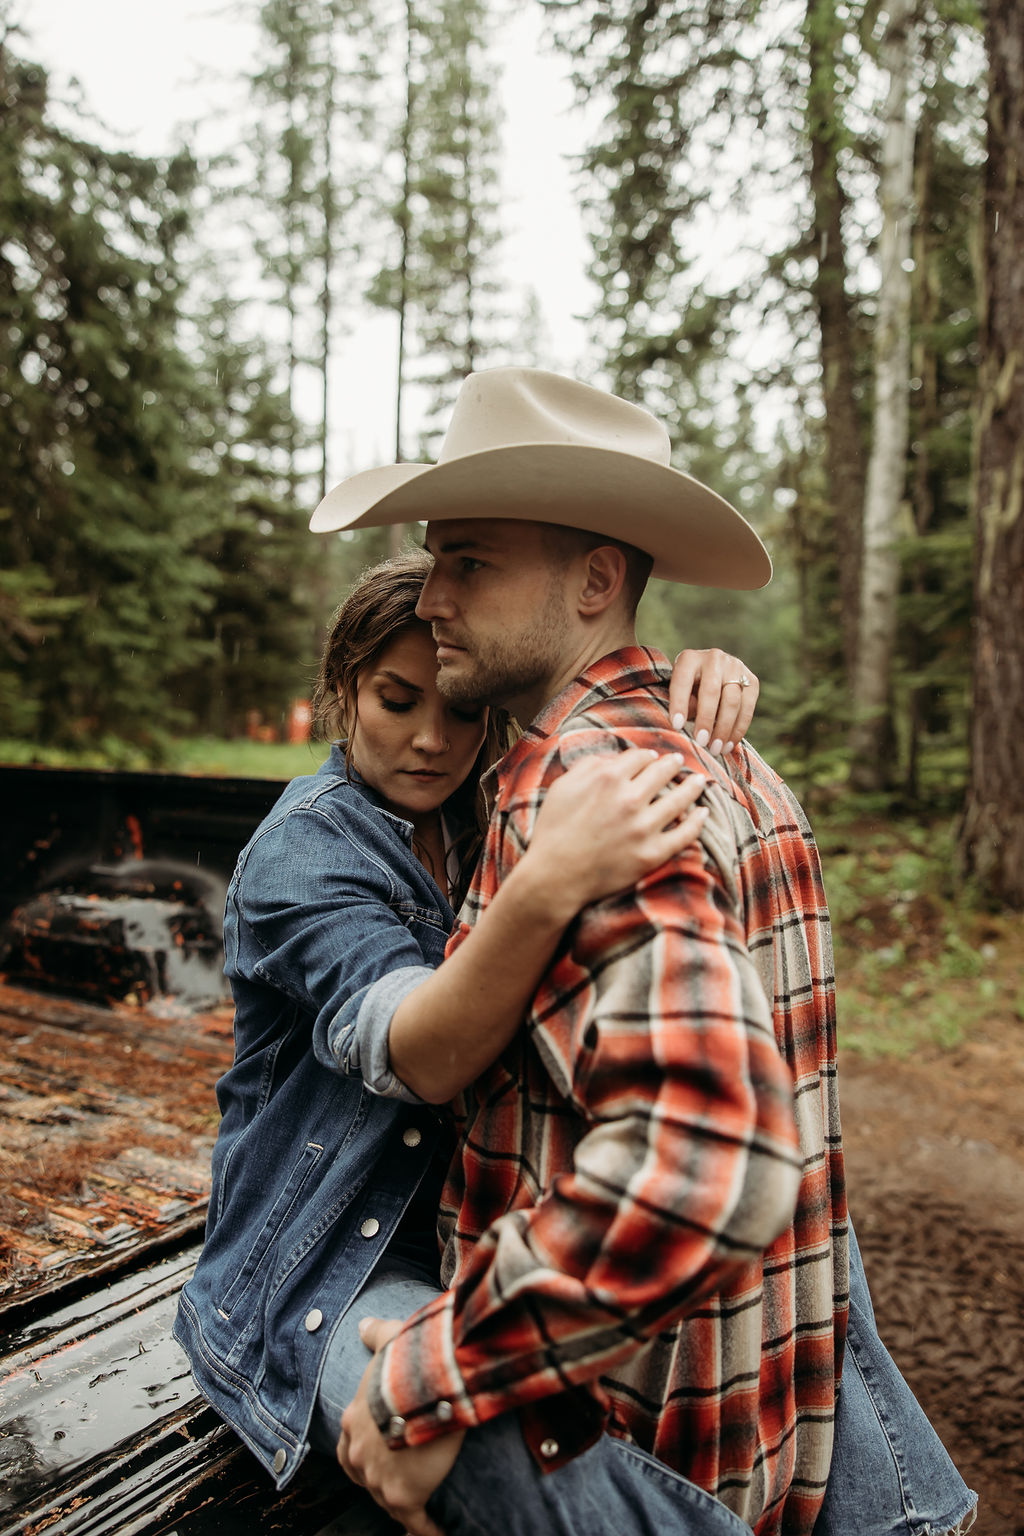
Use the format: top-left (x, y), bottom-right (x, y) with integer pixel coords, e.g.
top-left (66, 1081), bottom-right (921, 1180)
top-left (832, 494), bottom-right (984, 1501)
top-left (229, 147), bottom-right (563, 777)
top-left (0, 767), bottom-right (388, 1535)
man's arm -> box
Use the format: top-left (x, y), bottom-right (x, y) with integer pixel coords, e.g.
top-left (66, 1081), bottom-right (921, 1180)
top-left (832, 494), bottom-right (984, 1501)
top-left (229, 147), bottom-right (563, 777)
top-left (364, 738), bottom-right (802, 1453)
top-left (387, 750), bottom-right (707, 1101)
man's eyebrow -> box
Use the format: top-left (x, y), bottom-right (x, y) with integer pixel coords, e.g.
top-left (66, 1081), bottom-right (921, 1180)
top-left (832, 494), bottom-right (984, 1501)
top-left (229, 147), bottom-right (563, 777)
top-left (422, 535), bottom-right (493, 555)
top-left (374, 668), bottom-right (423, 693)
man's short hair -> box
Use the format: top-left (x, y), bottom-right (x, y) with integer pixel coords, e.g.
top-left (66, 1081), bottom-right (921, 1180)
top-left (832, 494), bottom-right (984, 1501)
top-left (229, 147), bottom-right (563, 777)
top-left (541, 524), bottom-right (654, 619)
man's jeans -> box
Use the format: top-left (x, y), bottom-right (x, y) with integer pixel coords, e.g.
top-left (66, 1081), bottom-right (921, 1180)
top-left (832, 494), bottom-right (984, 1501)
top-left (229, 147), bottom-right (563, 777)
top-left (312, 1226), bottom-right (977, 1536)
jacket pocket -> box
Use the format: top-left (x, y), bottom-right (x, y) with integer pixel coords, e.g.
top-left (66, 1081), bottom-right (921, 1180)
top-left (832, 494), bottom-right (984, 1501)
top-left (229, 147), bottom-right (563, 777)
top-left (217, 1139), bottom-right (325, 1320)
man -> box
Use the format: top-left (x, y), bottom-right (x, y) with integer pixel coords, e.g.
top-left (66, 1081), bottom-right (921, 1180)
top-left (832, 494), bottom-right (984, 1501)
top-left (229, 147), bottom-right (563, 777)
top-left (309, 369), bottom-right (976, 1536)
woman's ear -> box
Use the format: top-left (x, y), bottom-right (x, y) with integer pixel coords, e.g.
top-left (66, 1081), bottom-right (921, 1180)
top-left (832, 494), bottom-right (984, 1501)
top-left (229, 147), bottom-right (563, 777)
top-left (577, 544), bottom-right (628, 616)
top-left (336, 681), bottom-right (354, 735)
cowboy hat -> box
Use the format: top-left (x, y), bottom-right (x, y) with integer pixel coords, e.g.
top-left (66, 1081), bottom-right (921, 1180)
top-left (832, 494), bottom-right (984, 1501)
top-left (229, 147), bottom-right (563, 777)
top-left (310, 368), bottom-right (772, 589)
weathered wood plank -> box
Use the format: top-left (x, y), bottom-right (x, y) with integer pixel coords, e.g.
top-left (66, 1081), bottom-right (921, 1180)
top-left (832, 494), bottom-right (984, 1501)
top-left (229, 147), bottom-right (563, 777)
top-left (0, 985), bottom-right (232, 1314)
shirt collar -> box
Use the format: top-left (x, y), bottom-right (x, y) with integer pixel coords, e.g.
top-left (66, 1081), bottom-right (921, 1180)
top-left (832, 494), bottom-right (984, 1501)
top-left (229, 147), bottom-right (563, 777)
top-left (486, 646), bottom-right (670, 794)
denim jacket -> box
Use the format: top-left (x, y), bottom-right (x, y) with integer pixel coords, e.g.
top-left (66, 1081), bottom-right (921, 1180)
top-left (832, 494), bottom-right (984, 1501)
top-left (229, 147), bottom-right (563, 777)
top-left (173, 745), bottom-right (448, 1488)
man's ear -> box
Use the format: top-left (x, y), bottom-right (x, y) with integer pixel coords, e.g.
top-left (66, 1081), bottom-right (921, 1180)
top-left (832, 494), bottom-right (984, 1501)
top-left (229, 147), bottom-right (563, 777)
top-left (577, 544), bottom-right (628, 616)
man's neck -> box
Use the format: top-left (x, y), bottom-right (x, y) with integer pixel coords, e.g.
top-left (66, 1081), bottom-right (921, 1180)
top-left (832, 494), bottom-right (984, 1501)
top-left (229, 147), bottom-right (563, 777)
top-left (505, 621), bottom-right (638, 728)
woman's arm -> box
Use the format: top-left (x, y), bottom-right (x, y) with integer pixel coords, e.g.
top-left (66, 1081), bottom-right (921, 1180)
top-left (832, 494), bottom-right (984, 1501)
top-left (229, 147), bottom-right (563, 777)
top-left (389, 748), bottom-right (707, 1102)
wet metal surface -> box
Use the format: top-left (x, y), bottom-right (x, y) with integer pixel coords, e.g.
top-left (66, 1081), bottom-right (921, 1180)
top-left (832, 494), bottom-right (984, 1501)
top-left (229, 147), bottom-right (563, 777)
top-left (0, 1244), bottom-right (378, 1536)
top-left (0, 1248), bottom-right (202, 1513)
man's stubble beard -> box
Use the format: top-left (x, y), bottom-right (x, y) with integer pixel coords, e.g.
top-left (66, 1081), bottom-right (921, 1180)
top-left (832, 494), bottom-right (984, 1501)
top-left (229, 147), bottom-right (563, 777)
top-left (434, 578), bottom-right (573, 714)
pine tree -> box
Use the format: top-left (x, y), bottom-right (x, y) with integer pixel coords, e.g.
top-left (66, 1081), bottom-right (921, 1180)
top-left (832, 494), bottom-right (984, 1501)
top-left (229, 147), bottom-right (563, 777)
top-left (959, 0), bottom-right (1024, 904)
top-left (0, 37), bottom-right (219, 754)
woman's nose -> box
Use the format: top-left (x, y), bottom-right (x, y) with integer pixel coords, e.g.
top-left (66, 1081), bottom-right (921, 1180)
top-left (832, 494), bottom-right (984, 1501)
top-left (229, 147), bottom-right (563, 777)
top-left (413, 719), bottom-right (450, 754)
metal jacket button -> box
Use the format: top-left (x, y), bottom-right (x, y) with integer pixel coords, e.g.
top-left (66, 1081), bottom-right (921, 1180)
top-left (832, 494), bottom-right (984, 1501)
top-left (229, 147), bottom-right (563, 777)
top-left (360, 1217), bottom-right (381, 1238)
top-left (403, 1126), bottom-right (422, 1147)
top-left (539, 1437), bottom-right (559, 1459)
top-left (273, 1448), bottom-right (287, 1473)
top-left (304, 1308), bottom-right (323, 1332)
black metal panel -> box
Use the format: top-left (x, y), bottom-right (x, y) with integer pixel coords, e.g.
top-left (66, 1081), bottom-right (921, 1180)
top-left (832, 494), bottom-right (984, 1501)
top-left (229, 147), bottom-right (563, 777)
top-left (0, 1247), bottom-right (390, 1536)
top-left (0, 765), bottom-right (286, 930)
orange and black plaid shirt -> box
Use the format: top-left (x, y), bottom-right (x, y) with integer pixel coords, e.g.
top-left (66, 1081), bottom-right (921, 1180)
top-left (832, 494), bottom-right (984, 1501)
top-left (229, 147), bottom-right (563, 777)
top-left (371, 648), bottom-right (849, 1536)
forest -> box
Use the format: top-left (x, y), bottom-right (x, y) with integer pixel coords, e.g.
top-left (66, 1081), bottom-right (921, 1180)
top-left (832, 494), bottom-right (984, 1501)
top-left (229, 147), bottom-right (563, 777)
top-left (0, 0), bottom-right (1021, 906)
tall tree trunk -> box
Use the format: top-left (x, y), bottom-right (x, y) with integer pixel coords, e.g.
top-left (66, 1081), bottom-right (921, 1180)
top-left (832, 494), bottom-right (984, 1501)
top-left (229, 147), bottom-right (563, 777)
top-left (317, 10), bottom-right (338, 507)
top-left (804, 0), bottom-right (867, 690)
top-left (390, 0), bottom-right (416, 555)
top-left (959, 0), bottom-right (1024, 905)
top-left (849, 0), bottom-right (916, 788)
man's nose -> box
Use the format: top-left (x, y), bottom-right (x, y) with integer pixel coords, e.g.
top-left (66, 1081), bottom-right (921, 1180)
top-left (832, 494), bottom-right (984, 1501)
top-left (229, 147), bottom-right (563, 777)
top-left (415, 568), bottom-right (453, 621)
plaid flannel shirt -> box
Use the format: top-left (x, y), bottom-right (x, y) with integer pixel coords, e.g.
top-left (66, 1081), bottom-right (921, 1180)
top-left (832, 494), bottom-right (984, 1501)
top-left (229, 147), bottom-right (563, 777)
top-left (370, 648), bottom-right (849, 1536)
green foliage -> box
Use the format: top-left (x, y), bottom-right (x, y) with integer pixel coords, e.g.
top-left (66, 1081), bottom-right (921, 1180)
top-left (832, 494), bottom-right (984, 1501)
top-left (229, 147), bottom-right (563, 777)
top-left (0, 32), bottom-right (323, 762)
top-left (815, 809), bottom-right (1021, 1057)
top-left (364, 0), bottom-right (507, 451)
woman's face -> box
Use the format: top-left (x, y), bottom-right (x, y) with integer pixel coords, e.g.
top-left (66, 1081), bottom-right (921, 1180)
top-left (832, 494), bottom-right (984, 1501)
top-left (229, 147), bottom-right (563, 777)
top-left (348, 624), bottom-right (487, 827)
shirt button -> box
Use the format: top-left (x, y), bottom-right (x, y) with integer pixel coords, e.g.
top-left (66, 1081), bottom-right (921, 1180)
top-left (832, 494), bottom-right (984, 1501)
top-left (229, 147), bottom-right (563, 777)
top-left (304, 1308), bottom-right (323, 1332)
top-left (539, 1437), bottom-right (559, 1460)
top-left (389, 1415), bottom-right (407, 1439)
top-left (436, 1399), bottom-right (454, 1423)
top-left (402, 1126), bottom-right (422, 1147)
top-left (360, 1217), bottom-right (381, 1238)
top-left (272, 1448), bottom-right (287, 1474)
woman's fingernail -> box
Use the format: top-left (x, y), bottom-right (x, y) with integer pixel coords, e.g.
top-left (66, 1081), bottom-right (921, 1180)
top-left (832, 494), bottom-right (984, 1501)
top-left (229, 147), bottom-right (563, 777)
top-left (710, 738), bottom-right (724, 756)
top-left (725, 741), bottom-right (735, 754)
top-left (696, 729), bottom-right (710, 748)
top-left (672, 712), bottom-right (684, 730)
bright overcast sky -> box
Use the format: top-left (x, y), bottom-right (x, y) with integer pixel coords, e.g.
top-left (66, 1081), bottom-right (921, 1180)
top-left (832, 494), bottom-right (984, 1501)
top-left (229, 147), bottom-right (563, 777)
top-left (16, 0), bottom-right (596, 481)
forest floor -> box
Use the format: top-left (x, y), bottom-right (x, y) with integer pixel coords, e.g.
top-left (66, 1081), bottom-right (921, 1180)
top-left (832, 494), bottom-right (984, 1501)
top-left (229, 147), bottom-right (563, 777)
top-left (830, 818), bottom-right (1023, 1536)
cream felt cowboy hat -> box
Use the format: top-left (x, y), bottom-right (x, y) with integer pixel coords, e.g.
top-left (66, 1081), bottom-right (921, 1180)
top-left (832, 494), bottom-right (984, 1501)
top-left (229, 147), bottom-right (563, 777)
top-left (310, 368), bottom-right (772, 589)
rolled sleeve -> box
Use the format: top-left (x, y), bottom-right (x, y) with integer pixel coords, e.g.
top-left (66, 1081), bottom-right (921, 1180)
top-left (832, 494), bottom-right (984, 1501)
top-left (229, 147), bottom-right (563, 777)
top-left (327, 964), bottom-right (434, 1101)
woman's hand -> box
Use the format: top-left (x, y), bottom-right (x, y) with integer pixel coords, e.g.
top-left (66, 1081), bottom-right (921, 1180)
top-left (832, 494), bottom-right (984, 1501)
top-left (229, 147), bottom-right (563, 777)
top-left (668, 649), bottom-right (759, 756)
top-left (527, 748), bottom-right (708, 920)
top-left (390, 751), bottom-right (708, 1103)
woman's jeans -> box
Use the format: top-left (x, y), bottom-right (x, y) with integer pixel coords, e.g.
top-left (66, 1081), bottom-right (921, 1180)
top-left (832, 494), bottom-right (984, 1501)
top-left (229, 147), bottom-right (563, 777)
top-left (311, 1225), bottom-right (977, 1536)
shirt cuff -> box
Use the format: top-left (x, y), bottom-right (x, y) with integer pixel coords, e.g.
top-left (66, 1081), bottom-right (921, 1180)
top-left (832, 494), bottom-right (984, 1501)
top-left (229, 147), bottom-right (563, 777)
top-left (366, 1290), bottom-right (608, 1472)
top-left (327, 965), bottom-right (434, 1101)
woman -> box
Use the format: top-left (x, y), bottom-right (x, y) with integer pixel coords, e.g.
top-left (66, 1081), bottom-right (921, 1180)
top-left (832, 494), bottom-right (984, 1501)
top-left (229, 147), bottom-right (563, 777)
top-left (174, 549), bottom-right (752, 1488)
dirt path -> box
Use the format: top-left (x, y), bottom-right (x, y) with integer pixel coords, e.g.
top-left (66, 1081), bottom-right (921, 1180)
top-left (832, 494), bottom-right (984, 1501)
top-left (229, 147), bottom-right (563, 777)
top-left (839, 1026), bottom-right (1024, 1536)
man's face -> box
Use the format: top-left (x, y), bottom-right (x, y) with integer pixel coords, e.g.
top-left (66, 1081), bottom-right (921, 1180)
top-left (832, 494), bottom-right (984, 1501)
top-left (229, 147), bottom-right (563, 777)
top-left (415, 520), bottom-right (576, 717)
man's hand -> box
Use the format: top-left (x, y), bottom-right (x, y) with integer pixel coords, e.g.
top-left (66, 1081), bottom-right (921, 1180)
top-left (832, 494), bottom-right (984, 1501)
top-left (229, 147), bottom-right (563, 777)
top-left (337, 1317), bottom-right (466, 1536)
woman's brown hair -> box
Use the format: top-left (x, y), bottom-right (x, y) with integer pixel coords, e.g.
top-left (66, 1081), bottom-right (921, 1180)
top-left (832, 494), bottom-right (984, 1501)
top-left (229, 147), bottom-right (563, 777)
top-left (311, 548), bottom-right (515, 894)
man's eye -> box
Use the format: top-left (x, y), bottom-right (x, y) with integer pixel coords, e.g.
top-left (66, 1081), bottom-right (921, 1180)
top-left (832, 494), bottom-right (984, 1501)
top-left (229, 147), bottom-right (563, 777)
top-left (452, 707), bottom-right (484, 724)
top-left (380, 698), bottom-right (414, 714)
top-left (459, 557), bottom-right (484, 573)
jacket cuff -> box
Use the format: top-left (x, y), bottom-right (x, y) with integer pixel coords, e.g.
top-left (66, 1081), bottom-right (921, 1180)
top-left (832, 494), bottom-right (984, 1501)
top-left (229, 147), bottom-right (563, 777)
top-left (328, 965), bottom-right (433, 1101)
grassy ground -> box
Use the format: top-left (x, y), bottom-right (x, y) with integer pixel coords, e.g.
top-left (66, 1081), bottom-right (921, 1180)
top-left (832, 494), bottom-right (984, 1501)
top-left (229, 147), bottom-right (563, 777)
top-left (0, 736), bottom-right (330, 779)
top-left (816, 812), bottom-right (1024, 1059)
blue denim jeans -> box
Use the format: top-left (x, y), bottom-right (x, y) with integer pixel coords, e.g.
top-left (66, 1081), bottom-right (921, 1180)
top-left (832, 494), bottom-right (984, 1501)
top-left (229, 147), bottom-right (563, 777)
top-left (811, 1223), bottom-right (977, 1536)
top-left (312, 1227), bottom-right (977, 1536)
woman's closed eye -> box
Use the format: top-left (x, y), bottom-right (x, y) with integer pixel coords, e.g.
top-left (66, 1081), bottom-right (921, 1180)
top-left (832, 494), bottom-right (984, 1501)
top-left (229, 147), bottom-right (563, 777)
top-left (379, 696), bottom-right (415, 714)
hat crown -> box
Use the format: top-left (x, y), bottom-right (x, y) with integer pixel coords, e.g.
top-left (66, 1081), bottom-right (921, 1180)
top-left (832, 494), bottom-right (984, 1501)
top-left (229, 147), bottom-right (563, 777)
top-left (438, 368), bottom-right (671, 467)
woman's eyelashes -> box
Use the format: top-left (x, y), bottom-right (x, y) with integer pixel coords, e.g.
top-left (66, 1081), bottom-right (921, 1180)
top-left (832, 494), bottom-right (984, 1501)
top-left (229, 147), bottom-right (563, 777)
top-left (379, 696), bottom-right (415, 714)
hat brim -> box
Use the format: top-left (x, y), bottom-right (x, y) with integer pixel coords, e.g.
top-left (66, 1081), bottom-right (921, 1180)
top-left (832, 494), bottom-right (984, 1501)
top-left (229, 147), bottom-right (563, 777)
top-left (310, 444), bottom-right (771, 590)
